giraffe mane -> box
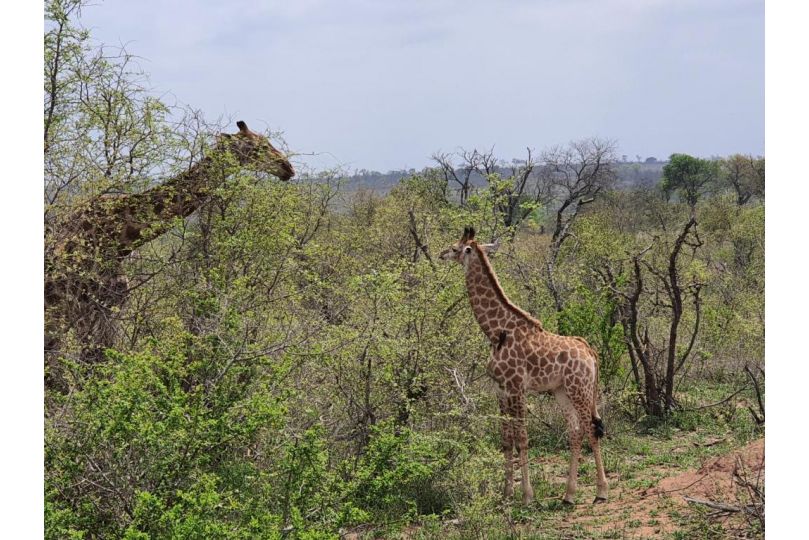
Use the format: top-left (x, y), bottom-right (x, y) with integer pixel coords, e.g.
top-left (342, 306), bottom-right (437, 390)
top-left (471, 242), bottom-right (544, 330)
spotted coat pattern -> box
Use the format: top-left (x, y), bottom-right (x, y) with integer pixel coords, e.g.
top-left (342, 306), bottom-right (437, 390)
top-left (440, 227), bottom-right (609, 504)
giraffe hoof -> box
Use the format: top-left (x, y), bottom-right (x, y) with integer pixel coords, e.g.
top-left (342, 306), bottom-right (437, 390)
top-left (562, 498), bottom-right (575, 506)
top-left (593, 496), bottom-right (608, 504)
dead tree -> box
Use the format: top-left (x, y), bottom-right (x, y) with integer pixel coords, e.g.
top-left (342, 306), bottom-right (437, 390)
top-left (431, 149), bottom-right (485, 206)
top-left (598, 214), bottom-right (704, 417)
top-left (541, 138), bottom-right (617, 312)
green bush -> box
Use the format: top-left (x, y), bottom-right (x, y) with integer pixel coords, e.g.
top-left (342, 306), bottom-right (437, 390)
top-left (343, 423), bottom-right (455, 524)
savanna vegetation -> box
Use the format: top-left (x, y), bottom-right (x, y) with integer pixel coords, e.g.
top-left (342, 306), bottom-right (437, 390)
top-left (45, 2), bottom-right (764, 538)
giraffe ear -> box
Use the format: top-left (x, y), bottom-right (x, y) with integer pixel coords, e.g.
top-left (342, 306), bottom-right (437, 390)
top-left (479, 241), bottom-right (500, 256)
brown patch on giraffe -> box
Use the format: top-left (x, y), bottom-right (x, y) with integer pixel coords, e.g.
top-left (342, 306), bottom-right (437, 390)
top-left (496, 331), bottom-right (508, 351)
top-left (564, 365), bottom-right (573, 376)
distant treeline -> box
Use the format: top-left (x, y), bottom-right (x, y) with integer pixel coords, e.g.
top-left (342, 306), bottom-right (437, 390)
top-left (327, 160), bottom-right (667, 194)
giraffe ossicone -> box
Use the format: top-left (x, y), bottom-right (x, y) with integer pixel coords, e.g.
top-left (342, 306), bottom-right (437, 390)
top-left (440, 227), bottom-right (609, 505)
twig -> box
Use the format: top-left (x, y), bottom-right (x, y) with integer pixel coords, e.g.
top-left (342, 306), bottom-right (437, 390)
top-left (679, 386), bottom-right (747, 412)
top-left (654, 473), bottom-right (709, 495)
top-left (692, 437), bottom-right (727, 448)
top-left (745, 364), bottom-right (765, 425)
top-left (683, 496), bottom-right (757, 515)
top-left (407, 209), bottom-right (436, 269)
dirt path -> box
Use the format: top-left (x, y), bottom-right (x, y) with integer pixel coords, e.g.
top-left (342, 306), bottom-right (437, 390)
top-left (562, 438), bottom-right (764, 538)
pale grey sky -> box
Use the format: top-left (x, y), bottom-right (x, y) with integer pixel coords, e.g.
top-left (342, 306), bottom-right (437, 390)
top-left (79, 0), bottom-right (764, 172)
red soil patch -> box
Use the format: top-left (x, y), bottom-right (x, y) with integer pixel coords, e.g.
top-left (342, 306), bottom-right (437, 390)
top-left (652, 438), bottom-right (764, 502)
top-left (567, 439), bottom-right (764, 538)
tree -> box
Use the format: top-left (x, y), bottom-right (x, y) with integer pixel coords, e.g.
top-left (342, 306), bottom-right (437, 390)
top-left (722, 154), bottom-right (765, 205)
top-left (482, 148), bottom-right (549, 231)
top-left (596, 194), bottom-right (705, 417)
top-left (661, 153), bottom-right (719, 208)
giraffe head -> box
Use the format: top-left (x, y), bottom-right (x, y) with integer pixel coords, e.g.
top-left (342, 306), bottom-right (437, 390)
top-left (439, 227), bottom-right (498, 267)
top-left (216, 120), bottom-right (295, 181)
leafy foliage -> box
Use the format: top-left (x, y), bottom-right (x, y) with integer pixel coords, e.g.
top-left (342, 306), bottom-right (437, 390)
top-left (661, 153), bottom-right (720, 207)
top-left (44, 3), bottom-right (764, 538)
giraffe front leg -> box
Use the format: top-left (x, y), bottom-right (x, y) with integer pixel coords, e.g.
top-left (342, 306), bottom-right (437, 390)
top-left (498, 395), bottom-right (515, 499)
top-left (511, 392), bottom-right (534, 504)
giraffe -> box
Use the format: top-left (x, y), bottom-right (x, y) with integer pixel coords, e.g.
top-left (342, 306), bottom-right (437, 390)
top-left (45, 121), bottom-right (294, 386)
top-left (439, 227), bottom-right (608, 505)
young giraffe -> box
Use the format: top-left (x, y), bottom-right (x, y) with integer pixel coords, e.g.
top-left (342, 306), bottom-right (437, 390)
top-left (439, 227), bottom-right (608, 505)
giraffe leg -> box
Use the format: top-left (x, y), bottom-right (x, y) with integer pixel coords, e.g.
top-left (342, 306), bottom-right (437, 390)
top-left (589, 362), bottom-right (609, 502)
top-left (589, 393), bottom-right (609, 502)
top-left (589, 430), bottom-right (609, 502)
top-left (554, 390), bottom-right (581, 504)
top-left (498, 394), bottom-right (515, 499)
top-left (510, 392), bottom-right (534, 504)
top-left (573, 399), bottom-right (604, 504)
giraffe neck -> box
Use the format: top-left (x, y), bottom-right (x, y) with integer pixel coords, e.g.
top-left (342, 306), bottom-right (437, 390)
top-left (112, 154), bottom-right (235, 255)
top-left (147, 155), bottom-right (224, 220)
top-left (464, 250), bottom-right (516, 342)
top-left (463, 245), bottom-right (544, 343)
top-left (49, 154), bottom-right (233, 268)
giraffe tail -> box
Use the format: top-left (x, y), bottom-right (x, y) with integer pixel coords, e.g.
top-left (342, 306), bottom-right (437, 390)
top-left (592, 417), bottom-right (605, 439)
top-left (590, 345), bottom-right (605, 439)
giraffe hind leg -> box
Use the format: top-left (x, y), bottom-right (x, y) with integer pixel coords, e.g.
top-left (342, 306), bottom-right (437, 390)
top-left (588, 361), bottom-right (608, 500)
top-left (554, 390), bottom-right (581, 504)
top-left (574, 397), bottom-right (609, 503)
top-left (588, 400), bottom-right (609, 501)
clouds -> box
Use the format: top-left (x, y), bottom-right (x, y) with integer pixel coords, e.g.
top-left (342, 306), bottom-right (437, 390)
top-left (81, 0), bottom-right (763, 171)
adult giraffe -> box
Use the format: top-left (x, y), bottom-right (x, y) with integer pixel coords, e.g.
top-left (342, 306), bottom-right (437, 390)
top-left (45, 121), bottom-right (294, 386)
top-left (439, 227), bottom-right (608, 505)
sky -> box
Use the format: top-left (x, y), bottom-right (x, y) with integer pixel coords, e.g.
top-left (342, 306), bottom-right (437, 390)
top-left (78, 0), bottom-right (764, 173)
